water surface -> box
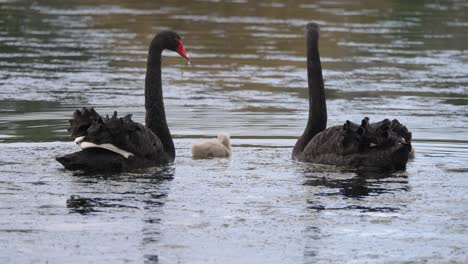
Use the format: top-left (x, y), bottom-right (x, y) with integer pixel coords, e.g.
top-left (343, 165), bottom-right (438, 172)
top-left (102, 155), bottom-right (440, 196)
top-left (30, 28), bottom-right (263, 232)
top-left (1, 0), bottom-right (467, 263)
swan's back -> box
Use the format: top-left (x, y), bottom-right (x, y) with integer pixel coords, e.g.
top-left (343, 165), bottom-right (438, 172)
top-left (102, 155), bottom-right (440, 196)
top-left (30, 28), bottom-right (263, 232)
top-left (56, 108), bottom-right (166, 171)
top-left (83, 111), bottom-right (163, 160)
top-left (297, 118), bottom-right (412, 170)
top-left (192, 133), bottom-right (231, 159)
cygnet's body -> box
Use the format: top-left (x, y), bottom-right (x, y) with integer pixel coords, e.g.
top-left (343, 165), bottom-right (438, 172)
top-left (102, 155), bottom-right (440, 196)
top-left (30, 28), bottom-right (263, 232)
top-left (192, 133), bottom-right (231, 159)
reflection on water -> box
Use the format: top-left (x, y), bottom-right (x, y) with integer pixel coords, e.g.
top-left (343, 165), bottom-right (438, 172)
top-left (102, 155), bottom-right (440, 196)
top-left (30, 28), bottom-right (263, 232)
top-left (304, 171), bottom-right (409, 199)
top-left (302, 165), bottom-right (409, 213)
top-left (66, 166), bottom-right (173, 214)
top-left (0, 0), bottom-right (467, 263)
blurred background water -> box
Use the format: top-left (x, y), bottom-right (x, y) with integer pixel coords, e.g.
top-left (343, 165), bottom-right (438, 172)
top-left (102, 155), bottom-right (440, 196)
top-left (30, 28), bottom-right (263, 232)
top-left (0, 0), bottom-right (467, 263)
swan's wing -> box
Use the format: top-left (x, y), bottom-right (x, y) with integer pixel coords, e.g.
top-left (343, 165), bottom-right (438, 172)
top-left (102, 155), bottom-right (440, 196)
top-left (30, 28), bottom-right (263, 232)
top-left (82, 112), bottom-right (164, 159)
top-left (303, 117), bottom-right (412, 169)
top-left (66, 108), bottom-right (163, 160)
top-left (57, 112), bottom-right (165, 171)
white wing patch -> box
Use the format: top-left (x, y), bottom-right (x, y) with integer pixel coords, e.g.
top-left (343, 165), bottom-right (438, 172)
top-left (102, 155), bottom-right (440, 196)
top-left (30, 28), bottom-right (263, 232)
top-left (78, 141), bottom-right (134, 159)
top-left (74, 136), bottom-right (85, 144)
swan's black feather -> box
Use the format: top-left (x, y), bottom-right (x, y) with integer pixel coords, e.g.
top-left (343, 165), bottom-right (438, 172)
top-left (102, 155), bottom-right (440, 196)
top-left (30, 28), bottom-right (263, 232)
top-left (300, 117), bottom-right (412, 170)
top-left (68, 107), bottom-right (101, 138)
top-left (84, 109), bottom-right (164, 160)
top-left (57, 107), bottom-right (166, 171)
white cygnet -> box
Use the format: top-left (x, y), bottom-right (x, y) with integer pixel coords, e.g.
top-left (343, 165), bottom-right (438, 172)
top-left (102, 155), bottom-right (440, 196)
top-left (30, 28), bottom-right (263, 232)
top-left (191, 133), bottom-right (231, 159)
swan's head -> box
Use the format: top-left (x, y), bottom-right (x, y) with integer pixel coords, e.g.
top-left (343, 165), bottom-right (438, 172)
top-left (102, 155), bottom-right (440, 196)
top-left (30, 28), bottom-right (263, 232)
top-left (154, 30), bottom-right (190, 61)
top-left (217, 133), bottom-right (231, 149)
top-left (341, 117), bottom-right (412, 170)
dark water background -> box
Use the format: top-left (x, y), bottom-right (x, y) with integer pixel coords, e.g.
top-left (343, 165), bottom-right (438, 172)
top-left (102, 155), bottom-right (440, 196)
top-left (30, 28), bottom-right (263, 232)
top-left (1, 0), bottom-right (467, 263)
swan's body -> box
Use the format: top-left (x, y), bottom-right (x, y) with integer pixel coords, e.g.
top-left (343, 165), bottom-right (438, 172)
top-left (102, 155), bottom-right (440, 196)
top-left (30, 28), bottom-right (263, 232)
top-left (56, 31), bottom-right (190, 172)
top-left (192, 133), bottom-right (231, 159)
top-left (292, 23), bottom-right (412, 171)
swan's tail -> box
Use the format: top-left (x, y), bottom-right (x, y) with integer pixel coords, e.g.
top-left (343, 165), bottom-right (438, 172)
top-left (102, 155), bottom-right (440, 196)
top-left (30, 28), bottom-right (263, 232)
top-left (68, 107), bottom-right (102, 138)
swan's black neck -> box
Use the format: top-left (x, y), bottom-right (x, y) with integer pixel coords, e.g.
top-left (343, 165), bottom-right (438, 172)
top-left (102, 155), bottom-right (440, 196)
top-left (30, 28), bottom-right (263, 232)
top-left (145, 40), bottom-right (175, 159)
top-left (293, 23), bottom-right (327, 157)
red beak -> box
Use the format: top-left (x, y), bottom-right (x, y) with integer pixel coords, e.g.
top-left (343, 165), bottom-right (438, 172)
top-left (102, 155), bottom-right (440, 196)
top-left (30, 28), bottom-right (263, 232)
top-left (176, 39), bottom-right (190, 61)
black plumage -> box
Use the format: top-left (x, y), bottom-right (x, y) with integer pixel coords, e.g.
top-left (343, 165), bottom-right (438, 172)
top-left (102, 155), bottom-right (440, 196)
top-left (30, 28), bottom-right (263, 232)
top-left (292, 23), bottom-right (412, 170)
top-left (56, 31), bottom-right (190, 172)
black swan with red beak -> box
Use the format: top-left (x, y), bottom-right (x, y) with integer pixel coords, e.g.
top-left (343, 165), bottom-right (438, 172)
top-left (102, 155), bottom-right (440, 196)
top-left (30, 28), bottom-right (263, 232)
top-left (56, 30), bottom-right (190, 172)
top-left (292, 23), bottom-right (412, 170)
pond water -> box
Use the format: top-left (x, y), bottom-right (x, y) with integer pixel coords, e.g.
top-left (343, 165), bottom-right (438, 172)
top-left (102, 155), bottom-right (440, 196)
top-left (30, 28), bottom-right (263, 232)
top-left (1, 0), bottom-right (467, 263)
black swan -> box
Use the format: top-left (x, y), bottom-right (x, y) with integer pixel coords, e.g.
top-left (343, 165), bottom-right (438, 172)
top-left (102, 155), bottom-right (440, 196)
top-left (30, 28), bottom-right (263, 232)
top-left (292, 23), bottom-right (412, 170)
top-left (191, 133), bottom-right (231, 159)
top-left (56, 30), bottom-right (190, 172)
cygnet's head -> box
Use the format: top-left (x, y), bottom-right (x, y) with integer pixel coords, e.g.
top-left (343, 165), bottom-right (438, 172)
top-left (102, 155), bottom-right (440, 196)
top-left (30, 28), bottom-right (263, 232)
top-left (217, 133), bottom-right (231, 149)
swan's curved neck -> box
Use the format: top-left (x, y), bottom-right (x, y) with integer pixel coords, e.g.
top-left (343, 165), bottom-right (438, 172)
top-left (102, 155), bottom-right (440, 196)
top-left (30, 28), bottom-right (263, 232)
top-left (145, 42), bottom-right (175, 159)
top-left (293, 24), bottom-right (327, 156)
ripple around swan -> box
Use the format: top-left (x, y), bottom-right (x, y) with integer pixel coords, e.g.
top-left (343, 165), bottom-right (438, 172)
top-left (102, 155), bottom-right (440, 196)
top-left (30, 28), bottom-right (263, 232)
top-left (0, 0), bottom-right (468, 263)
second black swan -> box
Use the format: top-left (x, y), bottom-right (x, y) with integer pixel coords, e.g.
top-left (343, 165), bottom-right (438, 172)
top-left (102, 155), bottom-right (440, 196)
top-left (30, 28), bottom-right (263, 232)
top-left (56, 30), bottom-right (190, 172)
top-left (292, 23), bottom-right (412, 170)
